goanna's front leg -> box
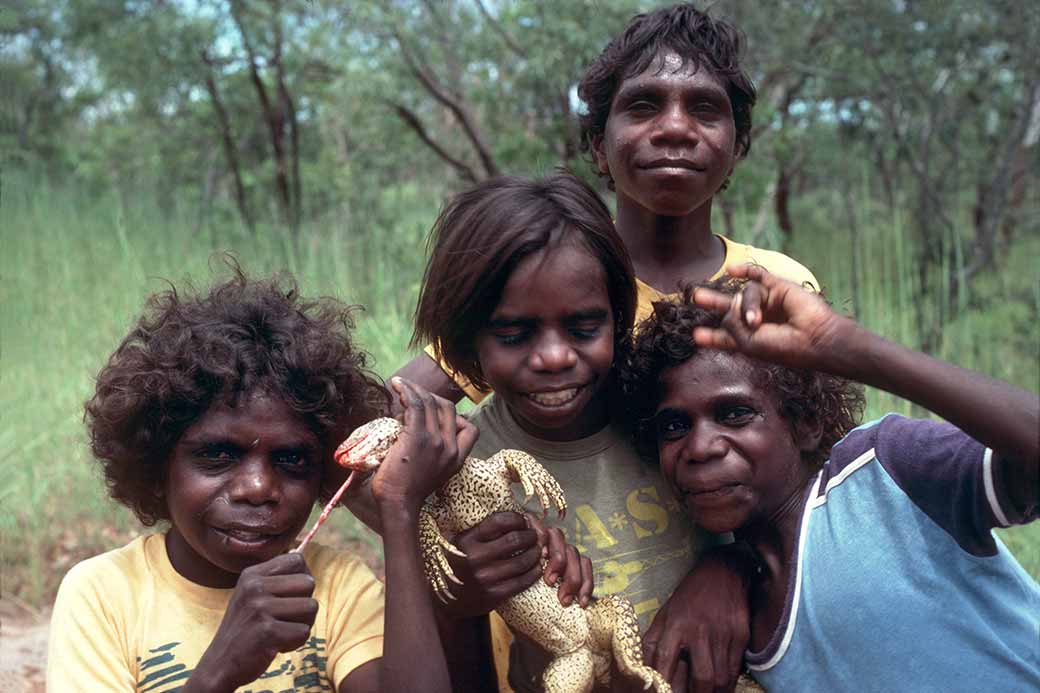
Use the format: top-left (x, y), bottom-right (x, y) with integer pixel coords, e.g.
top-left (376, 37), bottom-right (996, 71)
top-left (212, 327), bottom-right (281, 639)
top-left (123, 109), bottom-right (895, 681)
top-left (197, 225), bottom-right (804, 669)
top-left (419, 508), bottom-right (466, 602)
top-left (493, 450), bottom-right (567, 519)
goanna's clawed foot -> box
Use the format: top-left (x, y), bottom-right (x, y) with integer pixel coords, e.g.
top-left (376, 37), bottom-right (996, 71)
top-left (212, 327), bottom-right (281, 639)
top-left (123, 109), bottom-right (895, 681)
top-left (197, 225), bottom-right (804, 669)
top-left (634, 667), bottom-right (670, 692)
top-left (419, 510), bottom-right (465, 602)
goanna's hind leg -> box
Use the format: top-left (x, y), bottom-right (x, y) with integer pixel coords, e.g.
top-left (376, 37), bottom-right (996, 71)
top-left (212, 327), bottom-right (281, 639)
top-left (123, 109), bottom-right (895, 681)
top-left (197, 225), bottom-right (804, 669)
top-left (542, 649), bottom-right (596, 693)
top-left (586, 595), bottom-right (671, 693)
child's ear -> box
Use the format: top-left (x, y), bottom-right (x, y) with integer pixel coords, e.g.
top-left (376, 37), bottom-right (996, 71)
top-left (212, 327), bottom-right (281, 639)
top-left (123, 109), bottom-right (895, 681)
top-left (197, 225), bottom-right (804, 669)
top-left (591, 134), bottom-right (610, 174)
top-left (794, 416), bottom-right (823, 454)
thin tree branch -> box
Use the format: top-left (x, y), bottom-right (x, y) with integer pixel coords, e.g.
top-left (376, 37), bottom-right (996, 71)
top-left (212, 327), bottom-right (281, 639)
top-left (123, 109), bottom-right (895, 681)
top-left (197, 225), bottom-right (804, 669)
top-left (474, 0), bottom-right (527, 59)
top-left (201, 50), bottom-right (254, 232)
top-left (393, 29), bottom-right (500, 178)
top-left (388, 101), bottom-right (479, 183)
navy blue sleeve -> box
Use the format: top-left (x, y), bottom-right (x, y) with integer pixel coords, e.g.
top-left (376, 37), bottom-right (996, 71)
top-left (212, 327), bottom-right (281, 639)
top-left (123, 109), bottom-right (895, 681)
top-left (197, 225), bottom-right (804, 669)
top-left (868, 415), bottom-right (1011, 556)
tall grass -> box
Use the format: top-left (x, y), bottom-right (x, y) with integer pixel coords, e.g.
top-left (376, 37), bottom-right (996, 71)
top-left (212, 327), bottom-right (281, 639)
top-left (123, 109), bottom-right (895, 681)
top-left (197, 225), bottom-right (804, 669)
top-left (2, 173), bottom-right (1037, 606)
top-left (1, 175), bottom-right (433, 604)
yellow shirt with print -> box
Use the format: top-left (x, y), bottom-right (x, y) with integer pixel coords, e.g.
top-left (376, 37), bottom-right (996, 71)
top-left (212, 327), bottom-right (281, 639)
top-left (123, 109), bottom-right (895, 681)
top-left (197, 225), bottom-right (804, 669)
top-left (47, 534), bottom-right (384, 692)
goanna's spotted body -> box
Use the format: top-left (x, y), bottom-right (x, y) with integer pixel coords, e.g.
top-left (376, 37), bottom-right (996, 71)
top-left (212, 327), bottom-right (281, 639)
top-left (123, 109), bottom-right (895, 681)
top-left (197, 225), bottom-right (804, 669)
top-left (336, 418), bottom-right (671, 693)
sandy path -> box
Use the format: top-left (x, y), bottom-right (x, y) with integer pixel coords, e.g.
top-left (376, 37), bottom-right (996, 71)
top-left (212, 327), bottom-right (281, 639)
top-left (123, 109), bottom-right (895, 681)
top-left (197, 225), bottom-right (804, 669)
top-left (0, 607), bottom-right (48, 693)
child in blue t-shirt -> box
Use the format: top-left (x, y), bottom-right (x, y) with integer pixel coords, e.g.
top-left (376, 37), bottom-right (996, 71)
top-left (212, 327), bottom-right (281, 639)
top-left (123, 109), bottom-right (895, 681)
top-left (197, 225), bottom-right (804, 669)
top-left (622, 264), bottom-right (1039, 691)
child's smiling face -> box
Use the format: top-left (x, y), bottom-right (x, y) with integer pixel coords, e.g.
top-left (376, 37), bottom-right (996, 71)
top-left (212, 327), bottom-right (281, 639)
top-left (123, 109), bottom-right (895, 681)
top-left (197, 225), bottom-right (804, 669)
top-left (593, 51), bottom-right (737, 218)
top-left (163, 391), bottom-right (322, 587)
top-left (474, 241), bottom-right (615, 442)
top-left (654, 352), bottom-right (810, 534)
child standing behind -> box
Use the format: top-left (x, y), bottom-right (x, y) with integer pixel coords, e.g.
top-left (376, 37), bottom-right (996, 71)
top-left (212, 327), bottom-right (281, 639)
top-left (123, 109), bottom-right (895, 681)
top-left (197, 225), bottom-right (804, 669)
top-left (622, 265), bottom-right (1039, 691)
top-left (396, 3), bottom-right (819, 405)
top-left (47, 267), bottom-right (471, 692)
top-left (412, 173), bottom-right (752, 692)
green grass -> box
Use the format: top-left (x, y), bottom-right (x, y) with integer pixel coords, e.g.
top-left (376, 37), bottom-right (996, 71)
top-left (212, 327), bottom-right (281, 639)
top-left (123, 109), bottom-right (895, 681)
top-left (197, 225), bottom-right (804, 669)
top-left (2, 174), bottom-right (1037, 607)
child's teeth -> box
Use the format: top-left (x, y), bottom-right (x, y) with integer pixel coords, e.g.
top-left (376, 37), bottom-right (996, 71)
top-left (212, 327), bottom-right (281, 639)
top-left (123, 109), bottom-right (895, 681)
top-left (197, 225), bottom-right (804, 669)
top-left (228, 529), bottom-right (262, 541)
top-left (529, 388), bottom-right (578, 406)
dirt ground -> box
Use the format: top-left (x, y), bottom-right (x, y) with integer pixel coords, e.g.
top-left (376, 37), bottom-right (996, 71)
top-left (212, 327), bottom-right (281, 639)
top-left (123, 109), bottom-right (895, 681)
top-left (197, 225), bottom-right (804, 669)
top-left (0, 601), bottom-right (48, 693)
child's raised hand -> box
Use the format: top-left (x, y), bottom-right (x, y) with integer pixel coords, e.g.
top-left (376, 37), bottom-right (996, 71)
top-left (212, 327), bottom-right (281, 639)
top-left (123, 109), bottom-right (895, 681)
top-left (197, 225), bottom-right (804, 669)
top-left (191, 552), bottom-right (318, 691)
top-left (371, 378), bottom-right (477, 514)
top-left (693, 264), bottom-right (853, 371)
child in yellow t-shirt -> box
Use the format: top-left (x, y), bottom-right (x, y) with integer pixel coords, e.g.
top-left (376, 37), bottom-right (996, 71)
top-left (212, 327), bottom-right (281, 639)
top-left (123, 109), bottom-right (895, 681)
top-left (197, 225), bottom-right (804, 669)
top-left (48, 266), bottom-right (469, 692)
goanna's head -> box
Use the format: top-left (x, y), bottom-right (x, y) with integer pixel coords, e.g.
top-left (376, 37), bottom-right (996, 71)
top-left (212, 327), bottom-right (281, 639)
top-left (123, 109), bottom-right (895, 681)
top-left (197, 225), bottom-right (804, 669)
top-left (333, 417), bottom-right (403, 471)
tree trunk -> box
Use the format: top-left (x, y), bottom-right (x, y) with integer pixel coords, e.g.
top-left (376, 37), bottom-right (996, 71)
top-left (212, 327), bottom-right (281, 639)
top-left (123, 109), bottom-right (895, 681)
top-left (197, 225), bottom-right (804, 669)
top-left (230, 0), bottom-right (296, 233)
top-left (201, 57), bottom-right (254, 233)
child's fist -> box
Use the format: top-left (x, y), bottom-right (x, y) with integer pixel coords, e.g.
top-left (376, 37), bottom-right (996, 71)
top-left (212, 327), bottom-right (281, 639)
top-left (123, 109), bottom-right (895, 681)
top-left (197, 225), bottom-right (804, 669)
top-left (192, 552), bottom-right (317, 690)
top-left (373, 378), bottom-right (476, 511)
top-left (692, 264), bottom-right (853, 371)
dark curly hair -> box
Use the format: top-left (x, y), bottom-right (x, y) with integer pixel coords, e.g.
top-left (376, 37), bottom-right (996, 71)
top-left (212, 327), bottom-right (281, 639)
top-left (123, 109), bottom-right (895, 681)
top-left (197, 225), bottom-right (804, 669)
top-left (85, 264), bottom-right (390, 526)
top-left (619, 280), bottom-right (864, 471)
top-left (578, 3), bottom-right (757, 182)
top-left (412, 172), bottom-right (636, 392)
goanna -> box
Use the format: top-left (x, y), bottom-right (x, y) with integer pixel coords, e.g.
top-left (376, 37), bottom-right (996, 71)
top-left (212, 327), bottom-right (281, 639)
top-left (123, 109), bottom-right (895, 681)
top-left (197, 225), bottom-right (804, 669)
top-left (335, 417), bottom-right (670, 693)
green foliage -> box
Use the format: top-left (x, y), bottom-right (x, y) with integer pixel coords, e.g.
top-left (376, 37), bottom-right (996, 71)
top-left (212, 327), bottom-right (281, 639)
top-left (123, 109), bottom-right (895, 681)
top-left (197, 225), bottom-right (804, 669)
top-left (3, 172), bottom-right (1037, 607)
top-left (2, 0), bottom-right (1037, 607)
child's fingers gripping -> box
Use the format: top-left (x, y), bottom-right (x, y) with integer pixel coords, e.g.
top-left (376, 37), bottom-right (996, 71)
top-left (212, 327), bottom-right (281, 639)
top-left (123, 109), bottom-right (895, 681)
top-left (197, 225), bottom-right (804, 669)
top-left (398, 376), bottom-right (442, 436)
top-left (454, 414), bottom-right (478, 462)
top-left (692, 326), bottom-right (740, 351)
top-left (262, 596), bottom-right (320, 626)
top-left (692, 286), bottom-right (735, 315)
top-left (649, 625), bottom-right (686, 688)
top-left (537, 524), bottom-right (570, 592)
top-left (457, 513), bottom-right (539, 564)
top-left (245, 551), bottom-right (312, 580)
top-left (394, 378), bottom-right (449, 458)
top-left (687, 625), bottom-right (718, 693)
top-left (577, 553), bottom-right (594, 609)
top-left (738, 280), bottom-right (769, 329)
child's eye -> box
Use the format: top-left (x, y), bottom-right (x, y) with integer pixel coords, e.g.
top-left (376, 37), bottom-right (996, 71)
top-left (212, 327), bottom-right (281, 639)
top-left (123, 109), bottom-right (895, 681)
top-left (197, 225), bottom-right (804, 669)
top-left (626, 99), bottom-right (658, 116)
top-left (275, 450), bottom-right (313, 476)
top-left (494, 329), bottom-right (530, 346)
top-left (655, 413), bottom-right (690, 441)
top-left (195, 445), bottom-right (238, 467)
top-left (568, 322), bottom-right (602, 340)
top-left (717, 406), bottom-right (756, 426)
top-left (690, 100), bottom-right (721, 114)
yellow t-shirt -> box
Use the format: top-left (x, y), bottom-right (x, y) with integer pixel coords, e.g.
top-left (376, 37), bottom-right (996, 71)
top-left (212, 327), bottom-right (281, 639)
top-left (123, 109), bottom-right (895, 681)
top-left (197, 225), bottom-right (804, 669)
top-left (47, 534), bottom-right (384, 692)
top-left (427, 235), bottom-right (820, 403)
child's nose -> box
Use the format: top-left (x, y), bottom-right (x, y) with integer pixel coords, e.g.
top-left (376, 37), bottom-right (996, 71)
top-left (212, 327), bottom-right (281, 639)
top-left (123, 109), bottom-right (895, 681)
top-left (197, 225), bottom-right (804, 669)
top-left (529, 332), bottom-right (578, 372)
top-left (228, 458), bottom-right (280, 505)
top-left (684, 422), bottom-right (727, 463)
top-left (653, 103), bottom-right (698, 146)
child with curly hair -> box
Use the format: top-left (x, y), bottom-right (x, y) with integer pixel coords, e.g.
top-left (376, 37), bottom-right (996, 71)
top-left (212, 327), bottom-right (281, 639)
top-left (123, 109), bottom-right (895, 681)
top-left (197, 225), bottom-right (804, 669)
top-left (622, 265), bottom-right (1039, 690)
top-left (47, 266), bottom-right (473, 693)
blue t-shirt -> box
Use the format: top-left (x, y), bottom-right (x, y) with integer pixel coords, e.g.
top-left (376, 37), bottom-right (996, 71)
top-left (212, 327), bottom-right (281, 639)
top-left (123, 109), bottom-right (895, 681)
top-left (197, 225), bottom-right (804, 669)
top-left (745, 415), bottom-right (1039, 692)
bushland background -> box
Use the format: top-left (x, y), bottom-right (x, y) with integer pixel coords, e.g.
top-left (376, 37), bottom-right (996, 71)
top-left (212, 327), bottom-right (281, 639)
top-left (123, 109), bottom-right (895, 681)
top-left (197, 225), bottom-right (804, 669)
top-left (2, 0), bottom-right (1038, 687)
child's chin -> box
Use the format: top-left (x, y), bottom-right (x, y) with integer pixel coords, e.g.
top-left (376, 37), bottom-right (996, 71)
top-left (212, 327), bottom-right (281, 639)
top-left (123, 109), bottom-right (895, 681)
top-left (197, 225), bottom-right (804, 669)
top-left (689, 507), bottom-right (746, 535)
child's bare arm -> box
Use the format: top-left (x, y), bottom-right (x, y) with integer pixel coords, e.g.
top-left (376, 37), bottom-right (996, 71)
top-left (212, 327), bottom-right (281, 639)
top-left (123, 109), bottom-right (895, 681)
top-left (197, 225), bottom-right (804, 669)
top-left (341, 378), bottom-right (474, 693)
top-left (389, 353), bottom-right (465, 415)
top-left (695, 264), bottom-right (1039, 517)
top-left (642, 544), bottom-right (754, 693)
